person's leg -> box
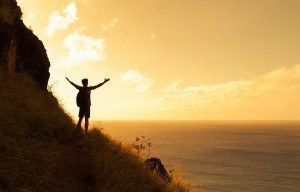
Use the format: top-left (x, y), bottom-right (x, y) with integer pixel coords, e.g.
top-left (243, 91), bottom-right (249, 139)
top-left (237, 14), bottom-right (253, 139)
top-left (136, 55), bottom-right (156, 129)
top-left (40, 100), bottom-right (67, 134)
top-left (84, 106), bottom-right (90, 134)
top-left (77, 107), bottom-right (85, 134)
top-left (77, 116), bottom-right (83, 133)
top-left (84, 117), bottom-right (89, 134)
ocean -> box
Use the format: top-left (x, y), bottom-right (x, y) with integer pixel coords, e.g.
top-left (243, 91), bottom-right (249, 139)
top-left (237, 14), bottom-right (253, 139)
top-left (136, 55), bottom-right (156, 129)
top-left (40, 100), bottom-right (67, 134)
top-left (95, 121), bottom-right (300, 192)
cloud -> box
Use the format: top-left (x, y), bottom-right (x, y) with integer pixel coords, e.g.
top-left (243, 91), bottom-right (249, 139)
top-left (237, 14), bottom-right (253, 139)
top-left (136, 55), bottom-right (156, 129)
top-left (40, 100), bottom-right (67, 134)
top-left (119, 70), bottom-right (153, 92)
top-left (159, 65), bottom-right (300, 118)
top-left (80, 0), bottom-right (90, 4)
top-left (22, 11), bottom-right (37, 24)
top-left (45, 1), bottom-right (78, 37)
top-left (164, 79), bottom-right (181, 91)
top-left (101, 17), bottom-right (119, 30)
top-left (57, 31), bottom-right (105, 67)
top-left (150, 33), bottom-right (156, 41)
top-left (28, 11), bottom-right (37, 20)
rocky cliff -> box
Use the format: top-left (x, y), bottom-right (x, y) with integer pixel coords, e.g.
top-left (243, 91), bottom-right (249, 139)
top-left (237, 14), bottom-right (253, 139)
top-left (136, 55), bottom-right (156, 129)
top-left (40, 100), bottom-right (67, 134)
top-left (0, 0), bottom-right (50, 89)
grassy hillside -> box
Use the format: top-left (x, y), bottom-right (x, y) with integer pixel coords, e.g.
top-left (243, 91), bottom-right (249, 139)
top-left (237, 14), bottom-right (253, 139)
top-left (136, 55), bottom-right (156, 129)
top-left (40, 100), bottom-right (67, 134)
top-left (0, 69), bottom-right (189, 192)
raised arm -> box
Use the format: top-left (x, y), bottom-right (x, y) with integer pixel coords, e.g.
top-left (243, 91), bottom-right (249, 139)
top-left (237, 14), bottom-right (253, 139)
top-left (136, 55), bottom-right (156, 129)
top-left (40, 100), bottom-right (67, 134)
top-left (66, 77), bottom-right (81, 89)
top-left (89, 78), bottom-right (110, 90)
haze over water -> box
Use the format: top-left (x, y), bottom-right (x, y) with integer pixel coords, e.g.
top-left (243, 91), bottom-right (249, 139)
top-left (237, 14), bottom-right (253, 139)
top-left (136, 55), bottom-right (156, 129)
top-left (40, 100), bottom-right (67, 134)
top-left (98, 121), bottom-right (300, 192)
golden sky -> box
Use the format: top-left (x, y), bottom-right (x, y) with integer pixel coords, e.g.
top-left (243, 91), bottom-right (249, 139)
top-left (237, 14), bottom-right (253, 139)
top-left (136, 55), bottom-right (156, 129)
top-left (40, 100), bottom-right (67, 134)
top-left (17, 0), bottom-right (300, 120)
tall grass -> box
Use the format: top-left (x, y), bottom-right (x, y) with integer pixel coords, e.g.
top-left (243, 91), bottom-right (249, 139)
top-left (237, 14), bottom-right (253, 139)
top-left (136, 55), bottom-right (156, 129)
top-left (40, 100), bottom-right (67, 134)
top-left (0, 69), bottom-right (190, 191)
top-left (0, 69), bottom-right (80, 191)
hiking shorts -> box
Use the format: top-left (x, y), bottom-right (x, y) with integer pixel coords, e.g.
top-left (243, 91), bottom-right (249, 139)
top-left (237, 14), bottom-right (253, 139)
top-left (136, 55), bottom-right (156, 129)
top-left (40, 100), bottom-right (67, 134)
top-left (79, 106), bottom-right (90, 118)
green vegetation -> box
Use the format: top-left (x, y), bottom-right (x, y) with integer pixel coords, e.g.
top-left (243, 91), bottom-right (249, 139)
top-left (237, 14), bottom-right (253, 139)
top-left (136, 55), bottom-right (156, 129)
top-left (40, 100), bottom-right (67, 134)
top-left (0, 69), bottom-right (190, 191)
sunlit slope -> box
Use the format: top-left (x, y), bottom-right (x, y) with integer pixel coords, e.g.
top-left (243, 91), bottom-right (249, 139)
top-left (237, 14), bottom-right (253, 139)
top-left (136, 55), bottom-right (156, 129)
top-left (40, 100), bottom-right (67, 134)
top-left (0, 70), bottom-right (188, 192)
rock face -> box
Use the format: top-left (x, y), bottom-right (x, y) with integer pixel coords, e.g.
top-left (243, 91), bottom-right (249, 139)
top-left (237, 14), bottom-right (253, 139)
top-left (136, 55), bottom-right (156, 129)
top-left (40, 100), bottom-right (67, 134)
top-left (0, 0), bottom-right (50, 89)
top-left (145, 157), bottom-right (171, 182)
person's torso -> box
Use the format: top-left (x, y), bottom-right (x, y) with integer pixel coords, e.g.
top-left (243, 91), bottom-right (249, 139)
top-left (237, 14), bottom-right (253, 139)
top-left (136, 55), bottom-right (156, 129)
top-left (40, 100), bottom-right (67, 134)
top-left (79, 87), bottom-right (91, 106)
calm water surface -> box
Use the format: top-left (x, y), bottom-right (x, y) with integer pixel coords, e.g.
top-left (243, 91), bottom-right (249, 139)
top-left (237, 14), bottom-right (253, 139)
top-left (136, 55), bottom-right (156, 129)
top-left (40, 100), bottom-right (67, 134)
top-left (95, 121), bottom-right (300, 192)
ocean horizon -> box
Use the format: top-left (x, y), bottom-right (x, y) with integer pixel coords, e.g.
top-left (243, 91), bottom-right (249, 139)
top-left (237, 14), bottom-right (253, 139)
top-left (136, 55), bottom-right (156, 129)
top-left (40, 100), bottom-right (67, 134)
top-left (92, 120), bottom-right (300, 192)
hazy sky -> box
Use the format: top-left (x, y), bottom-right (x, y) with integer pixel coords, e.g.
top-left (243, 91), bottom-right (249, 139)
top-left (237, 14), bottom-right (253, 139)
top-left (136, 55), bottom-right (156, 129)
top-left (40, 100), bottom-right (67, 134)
top-left (17, 0), bottom-right (300, 120)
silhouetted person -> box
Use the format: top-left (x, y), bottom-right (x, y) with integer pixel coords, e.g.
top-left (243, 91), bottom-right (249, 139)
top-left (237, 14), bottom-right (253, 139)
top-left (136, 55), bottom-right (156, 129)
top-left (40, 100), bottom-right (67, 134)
top-left (66, 77), bottom-right (110, 134)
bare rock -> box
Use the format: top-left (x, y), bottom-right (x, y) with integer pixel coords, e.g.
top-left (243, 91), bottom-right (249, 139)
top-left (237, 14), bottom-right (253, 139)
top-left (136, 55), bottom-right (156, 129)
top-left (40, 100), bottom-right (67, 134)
top-left (145, 157), bottom-right (171, 182)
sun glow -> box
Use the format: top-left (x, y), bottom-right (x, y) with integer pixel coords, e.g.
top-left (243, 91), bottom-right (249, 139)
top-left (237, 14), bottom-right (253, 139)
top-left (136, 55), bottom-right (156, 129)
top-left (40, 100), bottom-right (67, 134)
top-left (17, 0), bottom-right (300, 120)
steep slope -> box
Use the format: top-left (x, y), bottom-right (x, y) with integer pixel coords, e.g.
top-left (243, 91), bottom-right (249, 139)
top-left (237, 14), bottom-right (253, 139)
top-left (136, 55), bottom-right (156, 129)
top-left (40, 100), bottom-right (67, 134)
top-left (0, 70), bottom-right (82, 191)
top-left (0, 70), bottom-right (189, 192)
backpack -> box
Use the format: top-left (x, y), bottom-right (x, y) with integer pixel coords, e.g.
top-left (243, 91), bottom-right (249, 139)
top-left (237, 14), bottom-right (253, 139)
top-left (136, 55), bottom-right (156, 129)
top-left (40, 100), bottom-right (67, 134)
top-left (76, 89), bottom-right (85, 107)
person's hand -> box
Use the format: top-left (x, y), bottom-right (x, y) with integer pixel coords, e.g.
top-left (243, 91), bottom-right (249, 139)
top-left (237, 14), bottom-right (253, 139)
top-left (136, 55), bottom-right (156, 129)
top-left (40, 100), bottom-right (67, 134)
top-left (104, 78), bottom-right (110, 82)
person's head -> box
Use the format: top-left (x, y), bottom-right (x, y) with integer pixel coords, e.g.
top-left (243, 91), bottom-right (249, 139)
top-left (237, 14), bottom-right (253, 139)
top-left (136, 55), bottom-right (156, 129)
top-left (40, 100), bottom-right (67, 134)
top-left (82, 78), bottom-right (88, 87)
